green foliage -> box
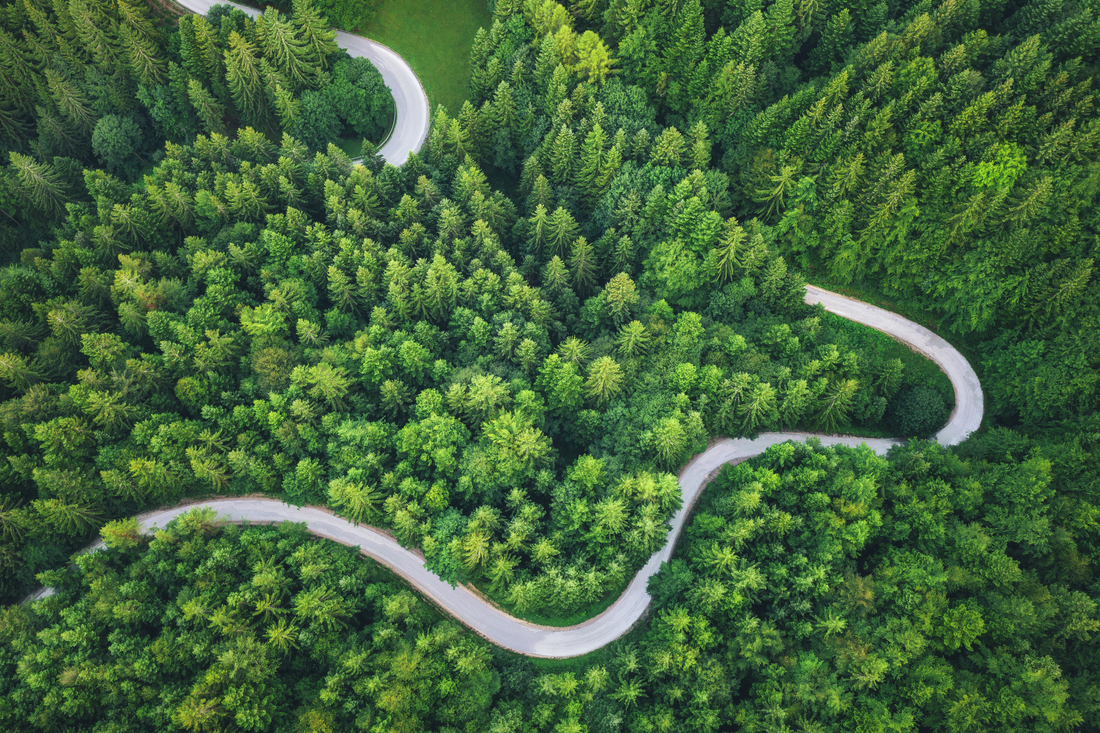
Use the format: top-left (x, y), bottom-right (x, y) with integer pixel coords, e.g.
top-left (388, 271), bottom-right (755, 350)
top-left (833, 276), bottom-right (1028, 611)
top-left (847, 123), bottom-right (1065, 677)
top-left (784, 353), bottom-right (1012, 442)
top-left (91, 114), bottom-right (145, 177)
top-left (2, 3), bottom-right (1099, 730)
top-left (0, 516), bottom-right (498, 732)
top-left (889, 384), bottom-right (949, 437)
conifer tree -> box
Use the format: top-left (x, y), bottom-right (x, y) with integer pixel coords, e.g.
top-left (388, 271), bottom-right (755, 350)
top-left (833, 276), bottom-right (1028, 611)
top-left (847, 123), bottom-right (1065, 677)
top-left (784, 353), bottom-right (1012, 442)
top-left (45, 69), bottom-right (96, 132)
top-left (68, 0), bottom-right (118, 72)
top-left (291, 0), bottom-right (338, 70)
top-left (256, 7), bottom-right (312, 93)
top-left (547, 206), bottom-right (578, 259)
top-left (585, 356), bottom-right (623, 405)
top-left (187, 78), bottom-right (226, 134)
top-left (651, 127), bottom-right (685, 167)
top-left (224, 31), bottom-right (268, 128)
top-left (527, 174), bottom-right (554, 213)
top-left (0, 29), bottom-right (37, 115)
top-left (9, 151), bottom-right (68, 217)
top-left (549, 124), bottom-right (576, 184)
top-left (575, 122), bottom-right (606, 207)
top-left (569, 236), bottom-right (596, 294)
top-left (689, 121), bottom-right (710, 169)
top-left (178, 15), bottom-right (224, 86)
top-left (122, 24), bottom-right (166, 85)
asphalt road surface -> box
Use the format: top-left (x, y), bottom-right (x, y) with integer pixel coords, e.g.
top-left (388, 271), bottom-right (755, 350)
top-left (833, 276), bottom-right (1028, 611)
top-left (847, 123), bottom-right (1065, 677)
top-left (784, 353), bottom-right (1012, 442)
top-left (26, 287), bottom-right (984, 657)
top-left (173, 0), bottom-right (429, 165)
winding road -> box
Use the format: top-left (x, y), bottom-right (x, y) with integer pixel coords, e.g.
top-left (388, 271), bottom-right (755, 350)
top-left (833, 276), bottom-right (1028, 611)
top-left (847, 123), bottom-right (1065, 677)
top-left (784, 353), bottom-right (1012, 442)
top-left (27, 286), bottom-right (983, 658)
top-left (29, 2), bottom-right (986, 656)
top-left (176, 0), bottom-right (430, 165)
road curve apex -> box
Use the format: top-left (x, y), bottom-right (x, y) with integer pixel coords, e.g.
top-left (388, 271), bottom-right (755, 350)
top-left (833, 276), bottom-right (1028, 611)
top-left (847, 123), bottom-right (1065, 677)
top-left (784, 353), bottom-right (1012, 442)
top-left (803, 285), bottom-right (984, 446)
top-left (172, 0), bottom-right (430, 166)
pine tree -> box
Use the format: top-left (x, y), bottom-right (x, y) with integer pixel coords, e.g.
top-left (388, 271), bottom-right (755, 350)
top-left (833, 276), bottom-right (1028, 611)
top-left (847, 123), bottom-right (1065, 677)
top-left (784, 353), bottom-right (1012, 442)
top-left (547, 206), bottom-right (578, 259)
top-left (613, 235), bottom-right (634, 275)
top-left (604, 272), bottom-right (638, 325)
top-left (0, 101), bottom-right (28, 147)
top-left (291, 0), bottom-right (338, 69)
top-left (738, 381), bottom-right (778, 431)
top-left (651, 127), bottom-right (686, 167)
top-left (468, 27), bottom-right (493, 101)
top-left (24, 0), bottom-right (78, 67)
top-left (575, 122), bottom-right (607, 208)
top-left (256, 7), bottom-right (312, 93)
top-left (764, 0), bottom-right (796, 60)
top-left (491, 80), bottom-right (516, 129)
top-left (528, 203), bottom-right (550, 254)
top-left (0, 29), bottom-right (37, 115)
top-left (273, 83), bottom-right (300, 129)
top-left (570, 236), bottom-right (596, 294)
top-left (807, 9), bottom-right (852, 74)
top-left (519, 155), bottom-right (543, 197)
top-left (0, 351), bottom-right (42, 390)
top-left (45, 69), bottom-right (96, 132)
top-left (714, 218), bottom-right (747, 283)
top-left (187, 78), bottom-right (226, 134)
top-left (68, 0), bottom-right (118, 72)
top-left (689, 121), bottom-right (710, 169)
top-left (115, 0), bottom-right (161, 43)
top-left (224, 31), bottom-right (268, 128)
top-left (527, 174), bottom-right (554, 212)
top-left (9, 151), bottom-right (68, 217)
top-left (549, 125), bottom-right (576, 184)
top-left (586, 356), bottom-right (623, 405)
top-left (178, 15), bottom-right (224, 86)
top-left (731, 10), bottom-right (768, 66)
top-left (814, 379), bottom-right (859, 432)
top-left (121, 23), bottom-right (165, 85)
top-left (705, 61), bottom-right (756, 128)
top-left (573, 30), bottom-right (616, 84)
top-left (668, 0), bottom-right (705, 73)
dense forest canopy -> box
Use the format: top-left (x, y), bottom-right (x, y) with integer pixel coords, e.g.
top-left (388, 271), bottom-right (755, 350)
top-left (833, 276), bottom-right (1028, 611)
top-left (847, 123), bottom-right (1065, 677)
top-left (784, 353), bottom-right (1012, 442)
top-left (0, 0), bottom-right (393, 226)
top-left (0, 0), bottom-right (1097, 731)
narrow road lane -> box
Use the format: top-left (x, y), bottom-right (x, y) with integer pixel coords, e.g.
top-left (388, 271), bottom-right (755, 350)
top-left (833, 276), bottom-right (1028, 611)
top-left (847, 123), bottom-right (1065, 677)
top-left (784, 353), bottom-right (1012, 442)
top-left (26, 287), bottom-right (983, 658)
top-left (174, 0), bottom-right (430, 165)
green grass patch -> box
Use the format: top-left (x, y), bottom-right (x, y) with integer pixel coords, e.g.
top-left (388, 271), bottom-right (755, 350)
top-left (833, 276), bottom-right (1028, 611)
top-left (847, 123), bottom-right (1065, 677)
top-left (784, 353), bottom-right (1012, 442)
top-left (332, 135), bottom-right (364, 159)
top-left (356, 0), bottom-right (492, 115)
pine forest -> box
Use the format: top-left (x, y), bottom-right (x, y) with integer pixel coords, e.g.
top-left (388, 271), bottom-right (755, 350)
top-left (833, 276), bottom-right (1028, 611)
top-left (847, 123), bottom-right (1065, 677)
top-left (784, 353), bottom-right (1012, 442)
top-left (0, 0), bottom-right (1097, 731)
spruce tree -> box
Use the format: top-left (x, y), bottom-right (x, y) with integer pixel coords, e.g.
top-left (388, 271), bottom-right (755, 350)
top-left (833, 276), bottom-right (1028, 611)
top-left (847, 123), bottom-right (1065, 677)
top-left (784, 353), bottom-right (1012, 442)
top-left (256, 7), bottom-right (312, 93)
top-left (549, 125), bottom-right (576, 184)
top-left (223, 31), bottom-right (268, 128)
top-left (45, 69), bottom-right (96, 132)
top-left (187, 78), bottom-right (226, 134)
top-left (547, 206), bottom-right (578, 259)
top-left (291, 0), bottom-right (338, 70)
top-left (9, 151), bottom-right (69, 218)
top-left (122, 24), bottom-right (166, 85)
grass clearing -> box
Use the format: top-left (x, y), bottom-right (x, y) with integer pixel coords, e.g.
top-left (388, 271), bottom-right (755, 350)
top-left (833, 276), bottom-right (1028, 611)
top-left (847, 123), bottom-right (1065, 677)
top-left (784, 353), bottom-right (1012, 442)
top-left (333, 135), bottom-right (363, 159)
top-left (356, 0), bottom-right (492, 115)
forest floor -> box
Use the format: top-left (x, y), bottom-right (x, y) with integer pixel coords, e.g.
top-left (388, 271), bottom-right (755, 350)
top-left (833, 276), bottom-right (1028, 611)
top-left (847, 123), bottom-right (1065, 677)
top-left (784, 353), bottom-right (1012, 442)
top-left (355, 0), bottom-right (491, 114)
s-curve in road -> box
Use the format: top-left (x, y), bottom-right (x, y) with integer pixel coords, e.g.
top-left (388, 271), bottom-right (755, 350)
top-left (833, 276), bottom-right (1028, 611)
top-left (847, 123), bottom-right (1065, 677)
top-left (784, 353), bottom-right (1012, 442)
top-left (173, 0), bottom-right (430, 166)
top-left (26, 287), bottom-right (984, 657)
